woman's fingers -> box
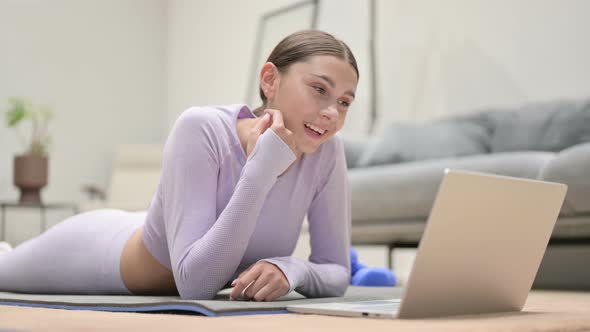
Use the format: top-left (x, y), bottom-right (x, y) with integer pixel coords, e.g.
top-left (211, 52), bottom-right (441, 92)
top-left (245, 113), bottom-right (272, 158)
top-left (255, 113), bottom-right (271, 133)
top-left (244, 272), bottom-right (273, 299)
top-left (264, 109), bottom-right (284, 132)
top-left (252, 283), bottom-right (277, 302)
top-left (230, 266), bottom-right (261, 300)
top-left (263, 109), bottom-right (299, 157)
top-left (230, 262), bottom-right (290, 301)
top-left (250, 113), bottom-right (271, 140)
top-left (264, 288), bottom-right (286, 302)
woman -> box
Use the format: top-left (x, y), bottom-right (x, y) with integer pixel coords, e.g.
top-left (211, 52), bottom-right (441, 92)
top-left (0, 29), bottom-right (359, 301)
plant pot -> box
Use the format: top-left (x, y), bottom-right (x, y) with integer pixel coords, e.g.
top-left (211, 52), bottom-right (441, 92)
top-left (13, 154), bottom-right (48, 204)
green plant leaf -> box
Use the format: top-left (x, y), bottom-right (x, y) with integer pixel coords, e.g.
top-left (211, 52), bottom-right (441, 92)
top-left (5, 97), bottom-right (53, 156)
top-left (5, 98), bottom-right (27, 127)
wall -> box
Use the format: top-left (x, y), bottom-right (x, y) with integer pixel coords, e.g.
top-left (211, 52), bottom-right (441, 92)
top-left (374, 0), bottom-right (590, 132)
top-left (166, 0), bottom-right (302, 132)
top-left (0, 0), bottom-right (166, 242)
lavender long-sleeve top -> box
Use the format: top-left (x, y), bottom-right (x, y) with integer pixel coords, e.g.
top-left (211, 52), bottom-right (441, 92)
top-left (141, 104), bottom-right (351, 300)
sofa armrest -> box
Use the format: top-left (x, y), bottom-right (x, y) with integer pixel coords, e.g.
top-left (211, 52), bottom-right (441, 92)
top-left (80, 184), bottom-right (107, 201)
top-left (78, 200), bottom-right (109, 213)
top-left (77, 200), bottom-right (150, 213)
top-left (539, 142), bottom-right (590, 214)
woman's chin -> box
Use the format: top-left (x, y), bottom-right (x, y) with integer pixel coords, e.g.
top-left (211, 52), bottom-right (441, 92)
top-left (297, 131), bottom-right (329, 154)
top-left (299, 141), bottom-right (322, 154)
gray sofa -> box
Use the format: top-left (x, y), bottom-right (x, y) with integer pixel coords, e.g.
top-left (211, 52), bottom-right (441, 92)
top-left (344, 98), bottom-right (590, 289)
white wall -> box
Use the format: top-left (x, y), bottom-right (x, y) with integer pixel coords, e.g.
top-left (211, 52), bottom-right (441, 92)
top-left (374, 0), bottom-right (590, 132)
top-left (166, 0), bottom-right (300, 131)
top-left (0, 0), bottom-right (166, 242)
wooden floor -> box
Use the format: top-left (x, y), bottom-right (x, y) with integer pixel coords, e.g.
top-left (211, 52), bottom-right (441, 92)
top-left (1, 290), bottom-right (590, 332)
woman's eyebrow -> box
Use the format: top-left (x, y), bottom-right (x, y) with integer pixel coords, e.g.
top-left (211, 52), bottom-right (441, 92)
top-left (310, 73), bottom-right (356, 99)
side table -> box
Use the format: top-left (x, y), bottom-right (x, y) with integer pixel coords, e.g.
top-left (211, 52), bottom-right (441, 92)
top-left (0, 202), bottom-right (80, 242)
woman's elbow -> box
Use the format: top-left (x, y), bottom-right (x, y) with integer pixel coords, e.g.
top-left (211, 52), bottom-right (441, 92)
top-left (176, 283), bottom-right (217, 300)
top-left (329, 265), bottom-right (350, 297)
top-left (173, 266), bottom-right (217, 300)
top-left (305, 271), bottom-right (350, 298)
top-left (327, 280), bottom-right (349, 297)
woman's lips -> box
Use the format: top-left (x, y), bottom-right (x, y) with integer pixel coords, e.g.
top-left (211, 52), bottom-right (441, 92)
top-left (304, 124), bottom-right (324, 139)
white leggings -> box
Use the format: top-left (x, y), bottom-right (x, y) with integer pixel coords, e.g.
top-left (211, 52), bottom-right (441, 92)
top-left (0, 209), bottom-right (145, 295)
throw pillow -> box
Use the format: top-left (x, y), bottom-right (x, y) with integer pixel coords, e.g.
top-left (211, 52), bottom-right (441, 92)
top-left (356, 119), bottom-right (491, 167)
top-left (490, 99), bottom-right (590, 152)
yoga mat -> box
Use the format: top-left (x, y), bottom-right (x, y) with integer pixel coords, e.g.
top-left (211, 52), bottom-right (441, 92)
top-left (0, 286), bottom-right (403, 317)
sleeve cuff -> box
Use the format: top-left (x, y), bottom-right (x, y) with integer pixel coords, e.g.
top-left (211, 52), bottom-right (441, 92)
top-left (259, 257), bottom-right (304, 294)
top-left (245, 129), bottom-right (297, 179)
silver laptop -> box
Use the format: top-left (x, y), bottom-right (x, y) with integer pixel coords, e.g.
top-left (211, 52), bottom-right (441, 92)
top-left (287, 169), bottom-right (567, 319)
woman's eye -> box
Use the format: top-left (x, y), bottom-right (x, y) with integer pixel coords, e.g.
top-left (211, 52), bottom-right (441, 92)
top-left (339, 100), bottom-right (350, 108)
top-left (313, 86), bottom-right (326, 95)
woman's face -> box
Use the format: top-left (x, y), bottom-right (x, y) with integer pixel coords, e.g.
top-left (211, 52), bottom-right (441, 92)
top-left (262, 55), bottom-right (358, 154)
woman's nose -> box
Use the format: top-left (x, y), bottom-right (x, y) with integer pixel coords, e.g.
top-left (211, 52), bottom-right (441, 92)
top-left (320, 104), bottom-right (339, 120)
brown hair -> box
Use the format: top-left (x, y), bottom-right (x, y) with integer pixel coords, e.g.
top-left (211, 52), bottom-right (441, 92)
top-left (255, 29), bottom-right (359, 115)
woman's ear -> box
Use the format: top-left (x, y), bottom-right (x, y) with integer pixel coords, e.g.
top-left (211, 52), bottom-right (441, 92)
top-left (259, 62), bottom-right (280, 101)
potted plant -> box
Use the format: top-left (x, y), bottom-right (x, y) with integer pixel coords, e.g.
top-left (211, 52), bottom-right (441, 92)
top-left (4, 97), bottom-right (54, 204)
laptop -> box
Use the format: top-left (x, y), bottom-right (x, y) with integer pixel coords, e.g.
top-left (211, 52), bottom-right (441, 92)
top-left (287, 169), bottom-right (567, 319)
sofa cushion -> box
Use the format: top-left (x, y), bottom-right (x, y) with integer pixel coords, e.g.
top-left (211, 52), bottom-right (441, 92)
top-left (349, 151), bottom-right (556, 223)
top-left (489, 99), bottom-right (590, 153)
top-left (351, 216), bottom-right (590, 245)
top-left (341, 136), bottom-right (370, 168)
top-left (539, 142), bottom-right (590, 215)
top-left (355, 119), bottom-right (491, 167)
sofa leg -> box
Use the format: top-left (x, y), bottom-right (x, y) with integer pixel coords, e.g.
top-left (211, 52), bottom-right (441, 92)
top-left (387, 243), bottom-right (395, 270)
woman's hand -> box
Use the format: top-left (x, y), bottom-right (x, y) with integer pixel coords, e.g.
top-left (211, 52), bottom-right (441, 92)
top-left (246, 112), bottom-right (272, 158)
top-left (230, 261), bottom-right (290, 301)
top-left (263, 109), bottom-right (301, 158)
